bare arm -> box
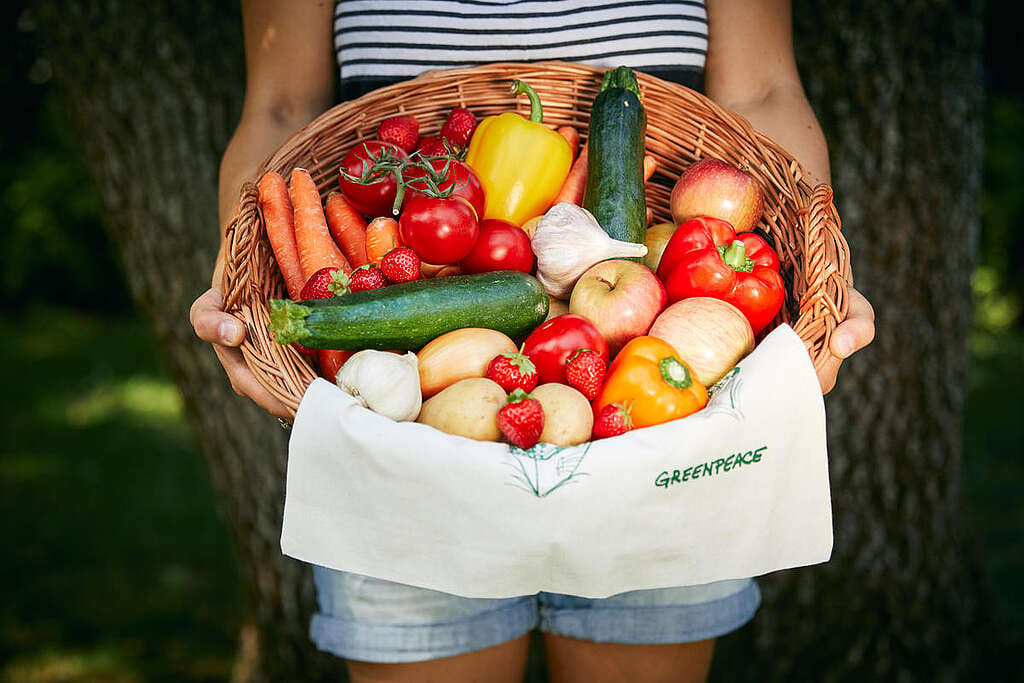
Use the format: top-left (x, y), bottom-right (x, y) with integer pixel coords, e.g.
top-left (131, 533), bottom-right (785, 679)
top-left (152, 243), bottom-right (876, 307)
top-left (192, 0), bottom-right (336, 417)
top-left (216, 0), bottom-right (337, 267)
top-left (704, 0), bottom-right (873, 392)
top-left (705, 0), bottom-right (829, 184)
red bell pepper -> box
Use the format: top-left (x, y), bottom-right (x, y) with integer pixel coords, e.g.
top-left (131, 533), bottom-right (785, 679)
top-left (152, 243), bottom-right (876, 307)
top-left (656, 216), bottom-right (785, 334)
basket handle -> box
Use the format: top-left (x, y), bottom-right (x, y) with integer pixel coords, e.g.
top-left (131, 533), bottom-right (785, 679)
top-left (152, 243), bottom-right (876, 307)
top-left (793, 182), bottom-right (852, 371)
top-left (222, 181), bottom-right (261, 311)
top-left (220, 179), bottom-right (316, 418)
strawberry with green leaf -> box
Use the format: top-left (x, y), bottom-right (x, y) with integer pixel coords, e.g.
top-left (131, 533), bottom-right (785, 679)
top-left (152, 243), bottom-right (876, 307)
top-left (486, 351), bottom-right (538, 393)
top-left (299, 266), bottom-right (347, 300)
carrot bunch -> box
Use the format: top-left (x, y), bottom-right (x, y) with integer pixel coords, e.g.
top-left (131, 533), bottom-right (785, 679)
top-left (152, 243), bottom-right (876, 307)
top-left (259, 167), bottom-right (377, 377)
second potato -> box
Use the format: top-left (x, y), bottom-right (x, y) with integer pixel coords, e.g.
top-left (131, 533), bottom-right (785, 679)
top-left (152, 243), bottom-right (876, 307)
top-left (531, 383), bottom-right (593, 446)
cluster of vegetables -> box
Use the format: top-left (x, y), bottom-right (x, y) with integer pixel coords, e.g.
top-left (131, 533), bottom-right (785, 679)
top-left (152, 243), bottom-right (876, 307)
top-left (264, 66), bottom-right (786, 449)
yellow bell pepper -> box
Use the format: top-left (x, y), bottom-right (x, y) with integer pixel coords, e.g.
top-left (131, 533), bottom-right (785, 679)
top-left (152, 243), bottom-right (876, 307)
top-left (465, 80), bottom-right (573, 226)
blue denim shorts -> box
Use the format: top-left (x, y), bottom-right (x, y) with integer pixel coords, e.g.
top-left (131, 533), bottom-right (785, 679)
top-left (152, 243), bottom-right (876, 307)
top-left (310, 566), bottom-right (760, 663)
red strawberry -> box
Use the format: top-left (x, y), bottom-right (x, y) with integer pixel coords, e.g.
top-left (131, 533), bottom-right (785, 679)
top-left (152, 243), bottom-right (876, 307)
top-left (376, 114), bottom-right (419, 153)
top-left (415, 135), bottom-right (449, 157)
top-left (299, 266), bottom-right (346, 300)
top-left (592, 402), bottom-right (633, 439)
top-left (440, 107), bottom-right (477, 148)
top-left (487, 351), bottom-right (539, 393)
top-left (497, 389), bottom-right (545, 450)
top-left (564, 348), bottom-right (607, 400)
top-left (380, 246), bottom-right (422, 283)
top-left (347, 264), bottom-right (388, 292)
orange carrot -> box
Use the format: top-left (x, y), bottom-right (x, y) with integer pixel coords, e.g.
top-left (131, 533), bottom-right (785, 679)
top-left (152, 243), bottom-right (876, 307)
top-left (289, 167), bottom-right (352, 279)
top-left (643, 155), bottom-right (658, 226)
top-left (552, 142), bottom-right (589, 205)
top-left (556, 125), bottom-right (581, 159)
top-left (364, 216), bottom-right (401, 265)
top-left (325, 191), bottom-right (370, 268)
top-left (258, 171), bottom-right (305, 300)
top-left (643, 154), bottom-right (658, 182)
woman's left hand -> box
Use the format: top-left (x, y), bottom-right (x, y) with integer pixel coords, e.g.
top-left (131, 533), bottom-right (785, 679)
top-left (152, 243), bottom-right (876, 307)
top-left (817, 286), bottom-right (875, 394)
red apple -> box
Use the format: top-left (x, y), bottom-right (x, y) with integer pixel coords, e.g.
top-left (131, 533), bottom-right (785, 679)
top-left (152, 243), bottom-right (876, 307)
top-left (644, 222), bottom-right (677, 272)
top-left (669, 158), bottom-right (764, 233)
top-left (648, 297), bottom-right (755, 386)
top-left (569, 259), bottom-right (667, 355)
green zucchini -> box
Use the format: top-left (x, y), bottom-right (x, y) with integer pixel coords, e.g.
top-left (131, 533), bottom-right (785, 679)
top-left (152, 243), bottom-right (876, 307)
top-left (583, 65), bottom-right (648, 256)
top-left (268, 270), bottom-right (549, 350)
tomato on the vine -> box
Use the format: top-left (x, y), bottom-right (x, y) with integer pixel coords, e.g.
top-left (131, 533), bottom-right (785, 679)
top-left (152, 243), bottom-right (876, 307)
top-left (398, 194), bottom-right (480, 265)
top-left (460, 218), bottom-right (535, 274)
top-left (339, 140), bottom-right (408, 217)
top-left (520, 314), bottom-right (609, 385)
top-left (404, 158), bottom-right (486, 220)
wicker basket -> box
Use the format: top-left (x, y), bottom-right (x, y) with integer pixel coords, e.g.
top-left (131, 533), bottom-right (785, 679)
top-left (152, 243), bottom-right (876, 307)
top-left (223, 61), bottom-right (851, 418)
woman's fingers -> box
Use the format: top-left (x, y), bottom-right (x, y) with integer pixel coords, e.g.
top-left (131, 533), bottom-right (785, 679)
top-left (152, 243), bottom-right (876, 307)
top-left (816, 287), bottom-right (875, 394)
top-left (190, 286), bottom-right (292, 419)
top-left (830, 287), bottom-right (876, 359)
top-left (190, 287), bottom-right (245, 347)
top-left (211, 343), bottom-right (293, 418)
top-left (817, 355), bottom-right (842, 394)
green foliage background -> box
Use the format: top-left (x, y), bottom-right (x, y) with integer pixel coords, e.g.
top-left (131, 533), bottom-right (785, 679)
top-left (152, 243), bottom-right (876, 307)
top-left (1, 2), bottom-right (1021, 681)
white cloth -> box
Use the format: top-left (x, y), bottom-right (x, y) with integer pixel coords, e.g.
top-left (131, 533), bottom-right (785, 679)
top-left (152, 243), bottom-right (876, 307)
top-left (281, 324), bottom-right (833, 599)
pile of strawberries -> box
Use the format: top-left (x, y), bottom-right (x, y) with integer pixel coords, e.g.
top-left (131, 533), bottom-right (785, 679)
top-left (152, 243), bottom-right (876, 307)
top-left (486, 347), bottom-right (627, 449)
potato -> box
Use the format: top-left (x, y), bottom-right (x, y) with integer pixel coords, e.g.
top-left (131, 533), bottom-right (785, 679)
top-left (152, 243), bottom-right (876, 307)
top-left (417, 377), bottom-right (507, 442)
top-left (531, 383), bottom-right (593, 446)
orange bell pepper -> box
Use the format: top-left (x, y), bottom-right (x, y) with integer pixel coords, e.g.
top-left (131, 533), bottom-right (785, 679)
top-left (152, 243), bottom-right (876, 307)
top-left (464, 80), bottom-right (573, 226)
top-left (592, 336), bottom-right (707, 428)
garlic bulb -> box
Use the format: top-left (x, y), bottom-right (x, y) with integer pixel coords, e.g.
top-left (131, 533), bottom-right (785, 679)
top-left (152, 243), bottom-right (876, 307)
top-left (335, 350), bottom-right (422, 421)
top-left (531, 202), bottom-right (648, 299)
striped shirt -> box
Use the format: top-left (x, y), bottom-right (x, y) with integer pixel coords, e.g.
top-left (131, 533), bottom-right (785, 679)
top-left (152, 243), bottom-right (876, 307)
top-left (333, 0), bottom-right (707, 99)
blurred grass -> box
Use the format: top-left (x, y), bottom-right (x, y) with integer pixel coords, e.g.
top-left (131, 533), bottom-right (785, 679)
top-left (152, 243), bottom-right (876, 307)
top-left (0, 308), bottom-right (240, 683)
top-left (963, 327), bottom-right (1024, 655)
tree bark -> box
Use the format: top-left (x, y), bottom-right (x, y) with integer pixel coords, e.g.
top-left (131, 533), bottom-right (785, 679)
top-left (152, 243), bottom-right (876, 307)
top-left (30, 0), bottom-right (997, 681)
top-left (28, 2), bottom-right (345, 681)
top-left (714, 1), bottom-right (996, 681)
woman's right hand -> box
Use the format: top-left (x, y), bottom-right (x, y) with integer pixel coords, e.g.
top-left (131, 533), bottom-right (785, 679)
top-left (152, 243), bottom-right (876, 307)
top-left (189, 285), bottom-right (291, 418)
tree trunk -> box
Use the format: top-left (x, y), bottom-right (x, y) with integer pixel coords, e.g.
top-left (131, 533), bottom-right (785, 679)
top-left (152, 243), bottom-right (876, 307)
top-left (30, 0), bottom-right (996, 681)
top-left (28, 2), bottom-right (345, 681)
top-left (714, 1), bottom-right (997, 681)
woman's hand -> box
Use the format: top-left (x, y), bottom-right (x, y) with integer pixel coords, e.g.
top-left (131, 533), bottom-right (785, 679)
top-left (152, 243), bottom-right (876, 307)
top-left (817, 286), bottom-right (875, 394)
top-left (189, 286), bottom-right (291, 418)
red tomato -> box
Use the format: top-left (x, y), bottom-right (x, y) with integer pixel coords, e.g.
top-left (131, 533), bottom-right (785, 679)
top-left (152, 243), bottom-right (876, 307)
top-left (520, 314), bottom-right (610, 385)
top-left (405, 158), bottom-right (486, 220)
top-left (398, 194), bottom-right (480, 265)
top-left (339, 140), bottom-right (408, 217)
top-left (459, 219), bottom-right (535, 274)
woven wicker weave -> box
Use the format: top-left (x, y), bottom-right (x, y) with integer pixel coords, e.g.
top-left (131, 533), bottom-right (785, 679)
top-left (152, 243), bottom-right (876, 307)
top-left (223, 61), bottom-right (851, 418)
